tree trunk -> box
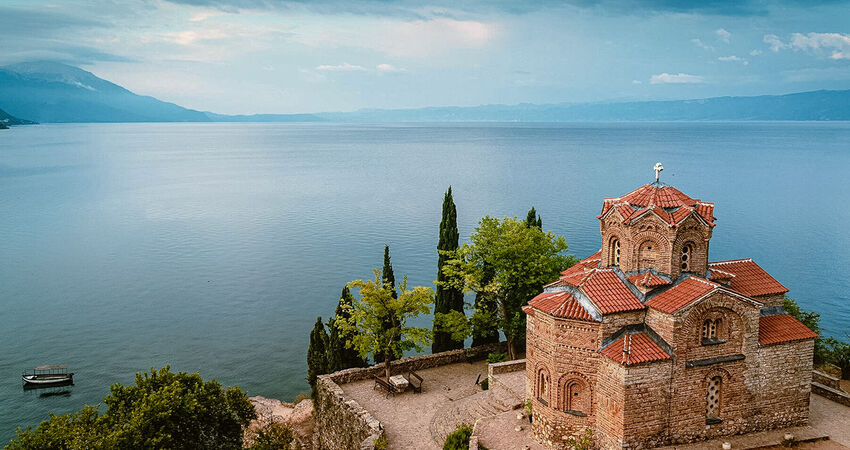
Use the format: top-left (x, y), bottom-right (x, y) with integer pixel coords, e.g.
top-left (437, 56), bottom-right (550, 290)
top-left (385, 353), bottom-right (392, 380)
top-left (507, 335), bottom-right (516, 360)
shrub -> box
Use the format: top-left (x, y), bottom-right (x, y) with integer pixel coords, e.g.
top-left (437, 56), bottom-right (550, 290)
top-left (487, 352), bottom-right (507, 364)
top-left (567, 428), bottom-right (594, 450)
top-left (7, 367), bottom-right (255, 450)
top-left (443, 424), bottom-right (473, 450)
top-left (250, 423), bottom-right (294, 449)
top-left (292, 392), bottom-right (311, 404)
top-left (480, 378), bottom-right (489, 390)
top-left (374, 434), bottom-right (388, 450)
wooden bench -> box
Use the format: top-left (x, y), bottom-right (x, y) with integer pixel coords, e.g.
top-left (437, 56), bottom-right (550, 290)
top-left (373, 375), bottom-right (402, 397)
top-left (407, 371), bottom-right (423, 394)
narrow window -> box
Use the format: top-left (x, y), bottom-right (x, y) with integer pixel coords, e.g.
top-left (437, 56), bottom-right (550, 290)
top-left (706, 376), bottom-right (722, 420)
top-left (611, 238), bottom-right (620, 266)
top-left (702, 318), bottom-right (723, 344)
top-left (681, 243), bottom-right (693, 271)
top-left (538, 371), bottom-right (549, 406)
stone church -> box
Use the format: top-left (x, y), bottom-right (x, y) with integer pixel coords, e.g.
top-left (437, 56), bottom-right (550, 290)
top-left (523, 172), bottom-right (818, 449)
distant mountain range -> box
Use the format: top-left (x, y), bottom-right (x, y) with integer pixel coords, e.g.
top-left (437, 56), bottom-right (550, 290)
top-left (0, 62), bottom-right (848, 123)
top-left (0, 107), bottom-right (36, 128)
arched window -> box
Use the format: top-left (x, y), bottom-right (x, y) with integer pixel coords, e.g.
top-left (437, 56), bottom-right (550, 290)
top-left (609, 238), bottom-right (620, 266)
top-left (565, 381), bottom-right (583, 413)
top-left (681, 243), bottom-right (693, 271)
top-left (537, 371), bottom-right (549, 406)
top-left (702, 318), bottom-right (723, 345)
top-left (706, 376), bottom-right (722, 420)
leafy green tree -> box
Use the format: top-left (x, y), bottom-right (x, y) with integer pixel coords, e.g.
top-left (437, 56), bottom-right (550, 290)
top-left (824, 337), bottom-right (850, 379)
top-left (307, 316), bottom-right (329, 399)
top-left (336, 270), bottom-right (434, 379)
top-left (328, 286), bottom-right (368, 372)
top-left (433, 187), bottom-right (466, 353)
top-left (784, 296), bottom-right (829, 364)
top-left (471, 265), bottom-right (500, 347)
top-left (525, 206), bottom-right (542, 229)
top-left (439, 216), bottom-right (576, 359)
top-left (7, 367), bottom-right (255, 450)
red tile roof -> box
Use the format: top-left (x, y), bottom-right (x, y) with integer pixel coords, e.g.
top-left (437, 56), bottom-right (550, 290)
top-left (708, 267), bottom-right (736, 281)
top-left (759, 314), bottom-right (818, 345)
top-left (627, 272), bottom-right (673, 288)
top-left (599, 184), bottom-right (715, 227)
top-left (582, 269), bottom-right (646, 314)
top-left (645, 277), bottom-right (719, 313)
top-left (527, 291), bottom-right (594, 321)
top-left (708, 259), bottom-right (788, 297)
top-left (599, 332), bottom-right (671, 366)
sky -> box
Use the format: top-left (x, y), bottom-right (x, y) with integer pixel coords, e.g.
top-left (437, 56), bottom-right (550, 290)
top-left (2, 0), bottom-right (849, 114)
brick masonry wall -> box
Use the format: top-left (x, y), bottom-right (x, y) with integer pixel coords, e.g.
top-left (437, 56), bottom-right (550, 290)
top-left (526, 313), bottom-right (600, 447)
top-left (621, 361), bottom-right (673, 448)
top-left (595, 357), bottom-right (626, 449)
top-left (599, 212), bottom-right (711, 277)
top-left (755, 340), bottom-right (814, 429)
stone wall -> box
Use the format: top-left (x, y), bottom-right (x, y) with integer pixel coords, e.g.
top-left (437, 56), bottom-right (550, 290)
top-left (313, 375), bottom-right (382, 450)
top-left (813, 370), bottom-right (841, 390)
top-left (312, 343), bottom-right (507, 450)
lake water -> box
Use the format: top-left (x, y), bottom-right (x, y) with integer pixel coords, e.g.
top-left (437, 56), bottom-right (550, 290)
top-left (1, 122), bottom-right (849, 441)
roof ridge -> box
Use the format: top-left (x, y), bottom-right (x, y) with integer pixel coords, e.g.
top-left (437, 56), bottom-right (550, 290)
top-left (709, 258), bottom-right (754, 265)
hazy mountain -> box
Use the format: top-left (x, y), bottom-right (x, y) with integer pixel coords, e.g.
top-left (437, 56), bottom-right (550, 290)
top-left (318, 90), bottom-right (850, 122)
top-left (0, 107), bottom-right (35, 127)
top-left (203, 112), bottom-right (325, 122)
top-left (0, 62), bottom-right (210, 123)
top-left (1, 62), bottom-right (847, 123)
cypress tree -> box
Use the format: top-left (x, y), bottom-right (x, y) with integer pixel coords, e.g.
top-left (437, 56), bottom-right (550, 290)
top-left (382, 245), bottom-right (397, 298)
top-left (307, 316), bottom-right (329, 400)
top-left (526, 206), bottom-right (542, 229)
top-left (380, 245), bottom-right (400, 365)
top-left (432, 186), bottom-right (466, 353)
top-left (327, 286), bottom-right (367, 373)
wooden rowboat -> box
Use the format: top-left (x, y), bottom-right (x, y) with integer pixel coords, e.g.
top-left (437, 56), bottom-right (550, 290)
top-left (22, 365), bottom-right (74, 387)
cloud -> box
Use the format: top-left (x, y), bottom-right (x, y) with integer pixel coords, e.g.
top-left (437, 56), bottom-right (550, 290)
top-left (764, 34), bottom-right (790, 52)
top-left (161, 0), bottom-right (828, 17)
top-left (718, 55), bottom-right (747, 65)
top-left (315, 62), bottom-right (366, 71)
top-left (632, 79), bottom-right (642, 84)
top-left (376, 63), bottom-right (407, 73)
top-left (716, 28), bottom-right (731, 43)
top-left (649, 73), bottom-right (705, 84)
top-left (749, 49), bottom-right (762, 56)
top-left (764, 32), bottom-right (850, 60)
top-left (790, 32), bottom-right (850, 60)
top-left (691, 38), bottom-right (714, 51)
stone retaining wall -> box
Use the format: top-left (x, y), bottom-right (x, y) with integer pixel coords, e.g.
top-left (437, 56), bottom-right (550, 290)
top-left (313, 343), bottom-right (507, 450)
top-left (812, 382), bottom-right (850, 407)
top-left (813, 370), bottom-right (841, 390)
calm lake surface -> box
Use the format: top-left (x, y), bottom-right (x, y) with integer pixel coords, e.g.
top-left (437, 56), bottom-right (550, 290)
top-left (1, 122), bottom-right (849, 440)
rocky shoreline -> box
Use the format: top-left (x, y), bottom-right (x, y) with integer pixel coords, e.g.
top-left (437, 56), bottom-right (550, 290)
top-left (244, 396), bottom-right (314, 449)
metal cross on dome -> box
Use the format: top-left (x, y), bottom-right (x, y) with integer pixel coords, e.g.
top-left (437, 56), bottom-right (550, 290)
top-left (654, 162), bottom-right (664, 183)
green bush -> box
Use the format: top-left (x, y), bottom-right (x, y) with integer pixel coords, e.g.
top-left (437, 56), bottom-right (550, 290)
top-left (480, 378), bottom-right (489, 390)
top-left (374, 434), bottom-right (388, 450)
top-left (443, 424), bottom-right (473, 450)
top-left (250, 423), bottom-right (294, 449)
top-left (7, 367), bottom-right (255, 450)
top-left (487, 352), bottom-right (507, 364)
top-left (566, 428), bottom-right (594, 450)
top-left (292, 392), bottom-right (311, 404)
